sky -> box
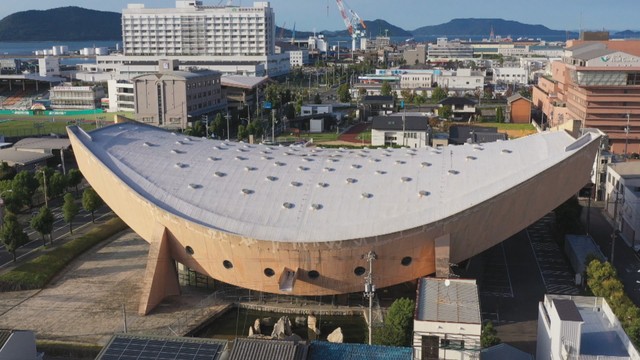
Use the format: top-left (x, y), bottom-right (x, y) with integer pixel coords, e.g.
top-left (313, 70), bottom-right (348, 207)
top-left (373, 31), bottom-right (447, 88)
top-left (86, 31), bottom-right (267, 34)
top-left (1, 0), bottom-right (639, 33)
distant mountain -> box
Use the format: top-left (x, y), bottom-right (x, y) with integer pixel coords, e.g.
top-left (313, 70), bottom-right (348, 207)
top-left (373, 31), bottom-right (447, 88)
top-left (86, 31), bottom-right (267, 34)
top-left (614, 30), bottom-right (640, 39)
top-left (319, 19), bottom-right (412, 38)
top-left (412, 18), bottom-right (572, 38)
top-left (0, 7), bottom-right (121, 41)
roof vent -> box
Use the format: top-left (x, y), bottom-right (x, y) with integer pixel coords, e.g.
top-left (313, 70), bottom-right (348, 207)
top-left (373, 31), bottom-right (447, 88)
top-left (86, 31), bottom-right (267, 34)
top-left (183, 137), bottom-right (191, 142)
top-left (212, 146), bottom-right (221, 150)
top-left (317, 182), bottom-right (329, 188)
top-left (262, 156), bottom-right (273, 160)
top-left (303, 157), bottom-right (314, 162)
top-left (395, 160), bottom-right (406, 165)
top-left (214, 171), bottom-right (226, 177)
top-left (326, 158), bottom-right (339, 163)
top-left (501, 149), bottom-right (512, 154)
top-left (290, 181), bottom-right (303, 187)
top-left (466, 156), bottom-right (477, 161)
top-left (274, 161), bottom-right (286, 166)
top-left (143, 142), bottom-right (154, 147)
top-left (351, 164), bottom-right (362, 169)
top-left (237, 148), bottom-right (248, 153)
top-left (298, 166), bottom-right (309, 171)
top-left (401, 176), bottom-right (412, 182)
top-left (171, 149), bottom-right (185, 154)
top-left (310, 203), bottom-right (323, 210)
top-left (175, 162), bottom-right (188, 168)
top-left (421, 162), bottom-right (432, 167)
top-left (235, 156), bottom-right (247, 160)
top-left (284, 152), bottom-right (293, 156)
top-left (241, 188), bottom-right (254, 195)
top-left (175, 140), bottom-right (184, 145)
top-left (474, 146), bottom-right (484, 151)
top-left (361, 192), bottom-right (373, 199)
top-left (369, 158), bottom-right (381, 163)
top-left (448, 170), bottom-right (459, 175)
top-left (323, 167), bottom-right (335, 172)
top-left (208, 156), bottom-right (221, 161)
top-left (346, 178), bottom-right (358, 184)
top-left (282, 202), bottom-right (295, 209)
top-left (375, 170), bottom-right (387, 175)
top-left (245, 166), bottom-right (257, 171)
top-left (188, 183), bottom-right (201, 189)
top-left (418, 190), bottom-right (430, 197)
top-left (266, 176), bottom-right (278, 181)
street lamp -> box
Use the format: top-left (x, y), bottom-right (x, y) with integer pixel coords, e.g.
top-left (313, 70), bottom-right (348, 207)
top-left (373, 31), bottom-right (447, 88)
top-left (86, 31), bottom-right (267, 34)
top-left (363, 251), bottom-right (377, 345)
top-left (0, 189), bottom-right (12, 228)
top-left (38, 169), bottom-right (48, 208)
top-left (224, 113), bottom-right (231, 141)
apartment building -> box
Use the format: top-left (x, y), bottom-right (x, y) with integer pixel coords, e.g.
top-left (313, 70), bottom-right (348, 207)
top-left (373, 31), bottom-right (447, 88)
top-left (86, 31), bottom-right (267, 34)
top-left (122, 0), bottom-right (275, 57)
top-left (132, 59), bottom-right (225, 130)
top-left (49, 84), bottom-right (105, 110)
top-left (76, 1), bottom-right (289, 81)
top-left (428, 38), bottom-right (473, 60)
top-left (532, 41), bottom-right (640, 154)
top-left (107, 80), bottom-right (135, 113)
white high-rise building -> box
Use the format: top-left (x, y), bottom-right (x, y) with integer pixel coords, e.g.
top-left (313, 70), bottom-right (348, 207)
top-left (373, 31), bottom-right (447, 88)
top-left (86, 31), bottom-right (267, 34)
top-left (122, 1), bottom-right (275, 57)
top-left (76, 1), bottom-right (289, 81)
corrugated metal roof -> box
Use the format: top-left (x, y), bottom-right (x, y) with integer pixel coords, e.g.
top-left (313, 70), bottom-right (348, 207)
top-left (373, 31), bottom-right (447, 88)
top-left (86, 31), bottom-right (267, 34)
top-left (371, 116), bottom-right (429, 131)
top-left (308, 341), bottom-right (412, 360)
top-left (416, 278), bottom-right (481, 324)
top-left (67, 123), bottom-right (599, 243)
top-left (228, 338), bottom-right (307, 360)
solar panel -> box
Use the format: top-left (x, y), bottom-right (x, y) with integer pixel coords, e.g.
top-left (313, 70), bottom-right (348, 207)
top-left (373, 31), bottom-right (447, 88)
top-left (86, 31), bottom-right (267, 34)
top-left (96, 335), bottom-right (227, 360)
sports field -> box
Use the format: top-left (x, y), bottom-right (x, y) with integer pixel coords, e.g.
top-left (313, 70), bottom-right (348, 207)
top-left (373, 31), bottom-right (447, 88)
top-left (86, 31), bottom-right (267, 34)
top-left (0, 113), bottom-right (130, 137)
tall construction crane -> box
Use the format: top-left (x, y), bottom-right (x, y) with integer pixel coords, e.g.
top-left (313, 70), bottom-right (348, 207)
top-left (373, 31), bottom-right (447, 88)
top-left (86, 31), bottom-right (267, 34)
top-left (335, 0), bottom-right (366, 51)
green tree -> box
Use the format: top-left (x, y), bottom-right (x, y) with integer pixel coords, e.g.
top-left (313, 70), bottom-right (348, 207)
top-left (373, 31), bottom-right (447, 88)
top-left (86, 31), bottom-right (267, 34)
top-left (415, 93), bottom-right (426, 111)
top-left (380, 81), bottom-right (392, 96)
top-left (35, 167), bottom-right (54, 204)
top-left (237, 124), bottom-right (248, 141)
top-left (1, 212), bottom-right (29, 262)
top-left (66, 169), bottom-right (83, 195)
top-left (481, 321), bottom-right (501, 348)
top-left (48, 172), bottom-right (67, 199)
top-left (0, 161), bottom-right (16, 181)
top-left (82, 188), bottom-right (103, 223)
top-left (495, 106), bottom-right (505, 123)
top-left (12, 170), bottom-right (38, 203)
top-left (439, 105), bottom-right (453, 120)
top-left (338, 83), bottom-right (351, 103)
top-left (313, 93), bottom-right (322, 104)
top-left (62, 193), bottom-right (79, 234)
top-left (372, 298), bottom-right (415, 346)
top-left (30, 206), bottom-right (54, 246)
top-left (431, 86), bottom-right (448, 102)
top-left (400, 89), bottom-right (413, 103)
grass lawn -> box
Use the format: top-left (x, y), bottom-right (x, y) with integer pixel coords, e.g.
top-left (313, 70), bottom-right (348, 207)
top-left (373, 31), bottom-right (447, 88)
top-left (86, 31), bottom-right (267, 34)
top-left (476, 122), bottom-right (536, 131)
top-left (0, 217), bottom-right (127, 291)
top-left (0, 112), bottom-right (132, 137)
top-left (277, 132), bottom-right (340, 143)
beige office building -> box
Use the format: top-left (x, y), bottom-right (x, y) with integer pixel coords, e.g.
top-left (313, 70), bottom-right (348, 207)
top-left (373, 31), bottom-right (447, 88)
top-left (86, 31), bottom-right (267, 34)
top-left (133, 60), bottom-right (225, 129)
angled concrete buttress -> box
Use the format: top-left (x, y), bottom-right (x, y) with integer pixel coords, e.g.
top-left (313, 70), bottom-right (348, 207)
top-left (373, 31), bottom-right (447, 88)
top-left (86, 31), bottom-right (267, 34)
top-left (138, 224), bottom-right (181, 315)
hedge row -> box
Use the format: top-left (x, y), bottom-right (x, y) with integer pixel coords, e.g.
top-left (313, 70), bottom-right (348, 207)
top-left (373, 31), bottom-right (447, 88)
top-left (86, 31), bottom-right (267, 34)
top-left (0, 217), bottom-right (126, 291)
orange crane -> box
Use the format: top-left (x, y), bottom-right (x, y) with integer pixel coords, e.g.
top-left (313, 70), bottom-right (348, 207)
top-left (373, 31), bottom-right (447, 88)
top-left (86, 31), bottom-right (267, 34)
top-left (335, 0), bottom-right (366, 51)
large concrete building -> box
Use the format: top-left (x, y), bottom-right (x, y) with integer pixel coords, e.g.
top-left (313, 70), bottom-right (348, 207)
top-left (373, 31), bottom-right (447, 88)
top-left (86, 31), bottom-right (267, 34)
top-left (132, 60), bottom-right (225, 130)
top-left (67, 123), bottom-right (600, 315)
top-left (76, 1), bottom-right (290, 80)
top-left (533, 40), bottom-right (640, 154)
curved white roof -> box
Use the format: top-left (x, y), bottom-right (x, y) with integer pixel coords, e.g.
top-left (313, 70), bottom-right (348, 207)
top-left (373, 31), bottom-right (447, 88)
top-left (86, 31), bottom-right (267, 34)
top-left (69, 123), bottom-right (598, 243)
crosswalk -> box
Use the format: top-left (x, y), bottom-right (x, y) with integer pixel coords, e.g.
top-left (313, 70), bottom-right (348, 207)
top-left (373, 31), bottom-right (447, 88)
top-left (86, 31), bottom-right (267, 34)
top-left (527, 214), bottom-right (580, 296)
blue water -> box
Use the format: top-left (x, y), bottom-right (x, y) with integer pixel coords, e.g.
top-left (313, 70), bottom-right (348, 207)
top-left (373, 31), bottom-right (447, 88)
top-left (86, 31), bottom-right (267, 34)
top-left (0, 41), bottom-right (121, 56)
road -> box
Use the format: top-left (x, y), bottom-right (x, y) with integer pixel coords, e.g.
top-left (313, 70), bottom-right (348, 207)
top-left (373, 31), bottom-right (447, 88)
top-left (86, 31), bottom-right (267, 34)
top-left (0, 202), bottom-right (112, 267)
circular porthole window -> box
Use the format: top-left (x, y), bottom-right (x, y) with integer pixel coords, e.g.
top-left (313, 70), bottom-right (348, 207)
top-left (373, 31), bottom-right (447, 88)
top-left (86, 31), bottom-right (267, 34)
top-left (185, 246), bottom-right (194, 255)
top-left (354, 266), bottom-right (366, 276)
top-left (401, 256), bottom-right (413, 266)
top-left (264, 268), bottom-right (275, 277)
top-left (223, 260), bottom-right (233, 269)
top-left (308, 270), bottom-right (320, 279)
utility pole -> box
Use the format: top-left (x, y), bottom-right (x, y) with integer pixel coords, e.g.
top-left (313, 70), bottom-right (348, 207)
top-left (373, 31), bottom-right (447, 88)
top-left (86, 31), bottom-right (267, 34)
top-left (224, 113), bottom-right (231, 141)
top-left (363, 251), bottom-right (377, 345)
top-left (41, 170), bottom-right (48, 208)
top-left (272, 110), bottom-right (276, 143)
